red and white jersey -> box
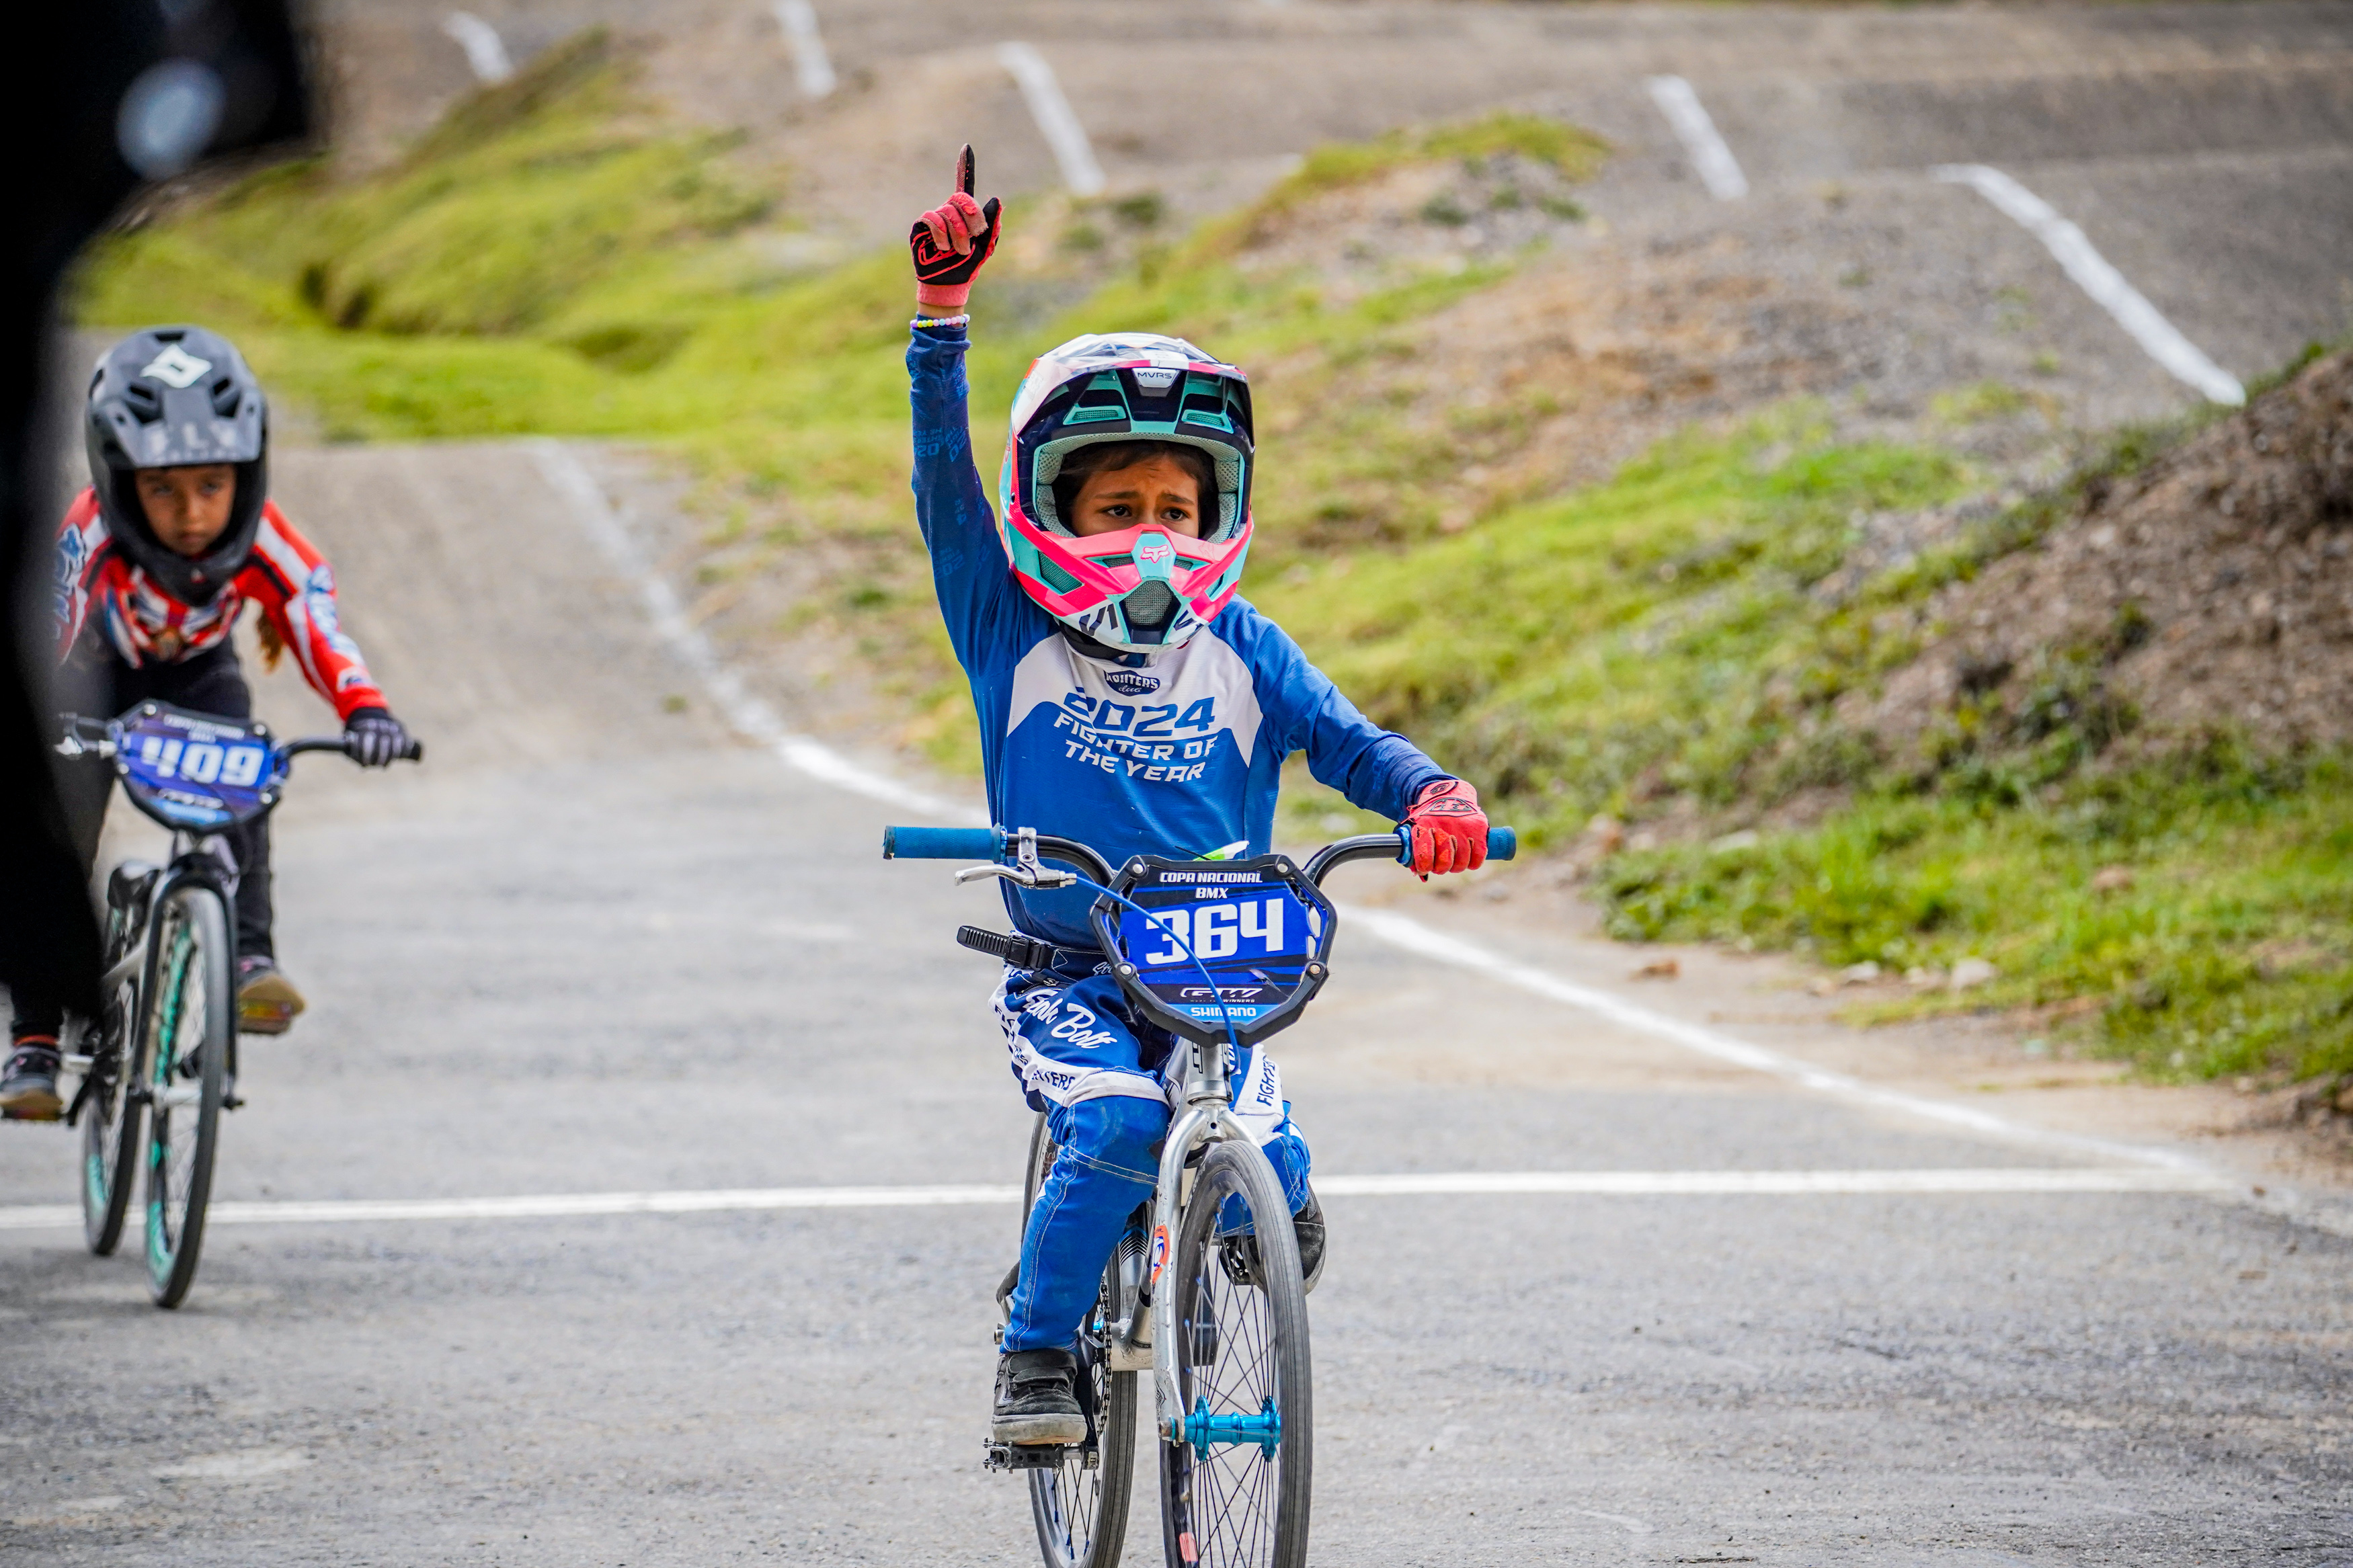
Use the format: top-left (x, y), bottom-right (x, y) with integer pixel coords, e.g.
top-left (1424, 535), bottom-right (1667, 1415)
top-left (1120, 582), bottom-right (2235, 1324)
top-left (51, 488), bottom-right (387, 720)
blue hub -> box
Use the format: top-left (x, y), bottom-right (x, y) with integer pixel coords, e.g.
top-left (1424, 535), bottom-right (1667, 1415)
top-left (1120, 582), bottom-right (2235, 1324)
top-left (1172, 1396), bottom-right (1281, 1460)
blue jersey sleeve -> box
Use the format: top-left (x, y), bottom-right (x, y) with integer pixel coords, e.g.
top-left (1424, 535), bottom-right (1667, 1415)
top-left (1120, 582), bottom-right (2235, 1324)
top-left (908, 325), bottom-right (1023, 674)
top-left (1216, 602), bottom-right (1450, 822)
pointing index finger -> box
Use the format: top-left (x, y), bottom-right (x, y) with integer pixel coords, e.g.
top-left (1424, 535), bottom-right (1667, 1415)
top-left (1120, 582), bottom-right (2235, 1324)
top-left (958, 143), bottom-right (975, 198)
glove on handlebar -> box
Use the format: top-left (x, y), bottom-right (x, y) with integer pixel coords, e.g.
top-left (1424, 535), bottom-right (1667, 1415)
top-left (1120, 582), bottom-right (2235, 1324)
top-left (344, 707), bottom-right (410, 768)
top-left (1404, 778), bottom-right (1488, 878)
top-left (910, 145), bottom-right (1002, 312)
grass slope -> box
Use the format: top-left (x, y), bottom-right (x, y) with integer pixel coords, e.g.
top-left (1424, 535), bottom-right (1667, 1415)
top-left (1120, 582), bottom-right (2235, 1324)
top-left (79, 37), bottom-right (2348, 1084)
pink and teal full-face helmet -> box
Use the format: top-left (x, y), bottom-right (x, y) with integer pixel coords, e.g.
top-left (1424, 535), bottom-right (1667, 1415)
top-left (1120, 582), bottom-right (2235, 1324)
top-left (998, 331), bottom-right (1255, 655)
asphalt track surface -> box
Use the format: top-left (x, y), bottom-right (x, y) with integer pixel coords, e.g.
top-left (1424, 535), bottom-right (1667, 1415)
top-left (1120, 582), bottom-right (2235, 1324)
top-left (9, 5), bottom-right (2353, 1564)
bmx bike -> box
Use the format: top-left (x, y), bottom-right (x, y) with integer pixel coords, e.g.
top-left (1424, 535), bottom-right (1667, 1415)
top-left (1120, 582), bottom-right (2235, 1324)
top-left (50, 701), bottom-right (420, 1307)
top-left (884, 818), bottom-right (1515, 1568)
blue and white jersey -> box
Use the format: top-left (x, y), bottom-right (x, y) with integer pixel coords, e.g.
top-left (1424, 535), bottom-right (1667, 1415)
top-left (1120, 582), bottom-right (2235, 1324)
top-left (910, 325), bottom-right (1448, 948)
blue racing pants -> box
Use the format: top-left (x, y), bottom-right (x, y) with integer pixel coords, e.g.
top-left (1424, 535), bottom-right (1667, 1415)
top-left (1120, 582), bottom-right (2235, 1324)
top-left (993, 962), bottom-right (1312, 1355)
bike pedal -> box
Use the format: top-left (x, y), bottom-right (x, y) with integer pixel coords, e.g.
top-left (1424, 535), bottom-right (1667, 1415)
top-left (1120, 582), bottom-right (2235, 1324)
top-left (983, 1440), bottom-right (1076, 1473)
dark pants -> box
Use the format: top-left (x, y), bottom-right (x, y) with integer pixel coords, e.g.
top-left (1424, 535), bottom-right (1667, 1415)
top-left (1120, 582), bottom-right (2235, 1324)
top-left (11, 644), bottom-right (273, 1039)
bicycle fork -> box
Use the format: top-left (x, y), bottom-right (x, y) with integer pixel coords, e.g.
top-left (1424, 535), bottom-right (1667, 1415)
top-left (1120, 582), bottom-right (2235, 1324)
top-left (1131, 1099), bottom-right (1267, 1442)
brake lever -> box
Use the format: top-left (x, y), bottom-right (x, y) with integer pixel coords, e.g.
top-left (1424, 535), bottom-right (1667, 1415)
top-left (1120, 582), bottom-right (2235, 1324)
top-left (955, 864), bottom-right (1077, 890)
top-left (951, 825), bottom-right (1077, 889)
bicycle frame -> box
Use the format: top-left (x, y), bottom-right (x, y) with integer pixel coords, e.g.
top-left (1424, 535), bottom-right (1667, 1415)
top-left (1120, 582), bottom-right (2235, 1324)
top-left (883, 819), bottom-right (1517, 1444)
top-left (53, 709), bottom-right (421, 1116)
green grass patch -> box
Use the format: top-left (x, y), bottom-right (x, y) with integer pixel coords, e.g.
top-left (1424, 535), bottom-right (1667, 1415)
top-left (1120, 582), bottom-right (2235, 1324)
top-left (1227, 111), bottom-right (1608, 228)
top-left (1257, 407), bottom-right (1975, 827)
top-left (1599, 744), bottom-right (2353, 1080)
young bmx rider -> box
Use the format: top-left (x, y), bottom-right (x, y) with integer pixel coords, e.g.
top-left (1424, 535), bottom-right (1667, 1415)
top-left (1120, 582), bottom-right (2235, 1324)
top-left (904, 150), bottom-right (1492, 1444)
top-left (0, 326), bottom-right (411, 1119)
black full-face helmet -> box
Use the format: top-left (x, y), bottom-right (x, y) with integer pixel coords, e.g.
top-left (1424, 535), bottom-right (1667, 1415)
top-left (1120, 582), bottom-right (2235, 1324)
top-left (85, 325), bottom-right (269, 606)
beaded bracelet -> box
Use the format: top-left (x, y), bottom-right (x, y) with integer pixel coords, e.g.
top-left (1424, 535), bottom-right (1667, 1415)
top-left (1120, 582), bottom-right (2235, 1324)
top-left (912, 313), bottom-right (971, 331)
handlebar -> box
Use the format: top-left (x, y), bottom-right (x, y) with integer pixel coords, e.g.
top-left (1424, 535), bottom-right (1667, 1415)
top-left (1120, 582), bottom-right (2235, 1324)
top-left (55, 715), bottom-right (424, 766)
top-left (1302, 825), bottom-right (1516, 883)
top-left (284, 735), bottom-right (427, 764)
top-left (882, 822), bottom-right (1515, 886)
top-left (882, 825), bottom-right (1115, 884)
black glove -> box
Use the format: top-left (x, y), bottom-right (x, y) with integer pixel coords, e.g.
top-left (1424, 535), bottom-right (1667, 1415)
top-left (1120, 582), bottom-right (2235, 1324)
top-left (343, 708), bottom-right (411, 768)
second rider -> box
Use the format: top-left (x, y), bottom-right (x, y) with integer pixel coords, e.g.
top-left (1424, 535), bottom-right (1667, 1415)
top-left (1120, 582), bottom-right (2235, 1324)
top-left (904, 150), bottom-right (1493, 1447)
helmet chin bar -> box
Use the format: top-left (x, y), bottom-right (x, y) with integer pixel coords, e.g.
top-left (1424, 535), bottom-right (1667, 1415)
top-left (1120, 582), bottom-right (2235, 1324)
top-left (1123, 581), bottom-right (1179, 635)
top-left (1067, 589), bottom-right (1205, 657)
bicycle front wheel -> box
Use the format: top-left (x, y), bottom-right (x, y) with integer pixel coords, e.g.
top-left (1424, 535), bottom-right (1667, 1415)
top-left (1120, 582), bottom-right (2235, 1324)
top-left (142, 884), bottom-right (231, 1309)
top-left (1158, 1140), bottom-right (1312, 1568)
top-left (1022, 1114), bottom-right (1140, 1568)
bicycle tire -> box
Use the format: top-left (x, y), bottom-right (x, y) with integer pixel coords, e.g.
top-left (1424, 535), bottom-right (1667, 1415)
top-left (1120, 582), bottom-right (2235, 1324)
top-left (1021, 1113), bottom-right (1140, 1568)
top-left (79, 981), bottom-right (144, 1257)
top-left (1158, 1140), bottom-right (1312, 1568)
top-left (142, 884), bottom-right (231, 1309)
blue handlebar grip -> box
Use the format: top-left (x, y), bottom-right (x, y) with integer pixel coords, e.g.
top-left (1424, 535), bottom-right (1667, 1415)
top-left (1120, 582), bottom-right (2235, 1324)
top-left (883, 825), bottom-right (1004, 860)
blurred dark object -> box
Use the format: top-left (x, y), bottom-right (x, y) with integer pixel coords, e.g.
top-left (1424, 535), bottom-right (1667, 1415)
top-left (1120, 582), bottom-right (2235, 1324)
top-left (5, 0), bottom-right (312, 1020)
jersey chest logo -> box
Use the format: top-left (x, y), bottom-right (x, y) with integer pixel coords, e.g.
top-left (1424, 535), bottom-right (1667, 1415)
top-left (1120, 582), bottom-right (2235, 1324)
top-left (1004, 632), bottom-right (1265, 786)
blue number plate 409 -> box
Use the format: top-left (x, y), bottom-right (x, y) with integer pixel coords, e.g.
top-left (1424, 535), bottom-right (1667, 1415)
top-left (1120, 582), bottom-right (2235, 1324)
top-left (113, 705), bottom-right (283, 830)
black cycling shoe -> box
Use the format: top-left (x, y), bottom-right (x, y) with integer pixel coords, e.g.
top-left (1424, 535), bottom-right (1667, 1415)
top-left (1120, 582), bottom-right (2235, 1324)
top-left (0, 1038), bottom-right (64, 1122)
top-left (1219, 1185), bottom-right (1327, 1294)
top-left (1293, 1187), bottom-right (1326, 1294)
top-left (992, 1347), bottom-right (1087, 1446)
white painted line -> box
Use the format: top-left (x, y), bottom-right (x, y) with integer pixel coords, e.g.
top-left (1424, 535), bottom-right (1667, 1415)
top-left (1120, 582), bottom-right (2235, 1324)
top-left (772, 0), bottom-right (837, 99)
top-left (996, 42), bottom-right (1107, 198)
top-left (530, 440), bottom-right (984, 823)
top-left (441, 12), bottom-right (514, 84)
top-left (1316, 1167), bottom-right (2228, 1198)
top-left (1644, 75), bottom-right (1748, 200)
top-left (1933, 163), bottom-right (2245, 406)
top-left (1343, 907), bottom-right (2217, 1176)
top-left (0, 1168), bottom-right (2231, 1232)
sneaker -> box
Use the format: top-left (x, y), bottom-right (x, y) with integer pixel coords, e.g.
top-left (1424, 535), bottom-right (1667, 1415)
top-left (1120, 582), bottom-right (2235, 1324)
top-left (237, 956), bottom-right (305, 1036)
top-left (991, 1348), bottom-right (1086, 1446)
top-left (0, 1038), bottom-right (63, 1121)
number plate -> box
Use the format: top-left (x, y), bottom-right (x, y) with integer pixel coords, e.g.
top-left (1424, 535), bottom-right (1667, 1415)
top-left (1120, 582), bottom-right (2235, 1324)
top-left (112, 704), bottom-right (283, 830)
top-left (1092, 854), bottom-right (1335, 1046)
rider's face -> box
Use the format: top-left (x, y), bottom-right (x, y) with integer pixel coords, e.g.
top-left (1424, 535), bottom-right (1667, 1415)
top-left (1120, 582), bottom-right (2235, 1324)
top-left (1068, 454), bottom-right (1204, 539)
top-left (135, 464), bottom-right (237, 558)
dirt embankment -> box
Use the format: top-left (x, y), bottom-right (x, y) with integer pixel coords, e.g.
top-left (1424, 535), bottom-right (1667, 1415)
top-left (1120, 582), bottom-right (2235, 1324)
top-left (1853, 350), bottom-right (2353, 759)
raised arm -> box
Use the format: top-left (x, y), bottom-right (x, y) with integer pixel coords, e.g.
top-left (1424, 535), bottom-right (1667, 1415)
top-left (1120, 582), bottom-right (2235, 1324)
top-left (907, 146), bottom-right (1016, 670)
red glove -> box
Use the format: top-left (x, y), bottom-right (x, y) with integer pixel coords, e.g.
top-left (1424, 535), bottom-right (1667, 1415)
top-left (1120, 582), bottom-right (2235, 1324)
top-left (910, 145), bottom-right (1002, 313)
top-left (1404, 778), bottom-right (1488, 878)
